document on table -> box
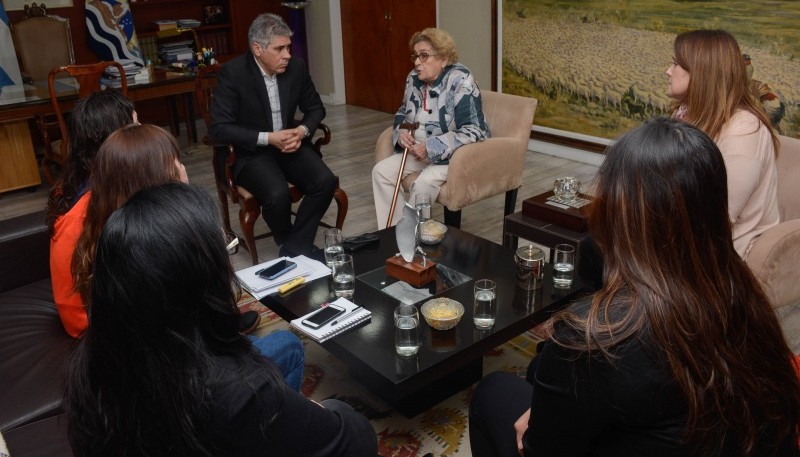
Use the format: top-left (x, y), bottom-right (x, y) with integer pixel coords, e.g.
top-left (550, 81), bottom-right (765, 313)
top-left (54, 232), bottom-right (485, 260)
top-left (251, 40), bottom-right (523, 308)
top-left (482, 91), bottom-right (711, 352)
top-left (235, 255), bottom-right (331, 299)
top-left (381, 281), bottom-right (432, 305)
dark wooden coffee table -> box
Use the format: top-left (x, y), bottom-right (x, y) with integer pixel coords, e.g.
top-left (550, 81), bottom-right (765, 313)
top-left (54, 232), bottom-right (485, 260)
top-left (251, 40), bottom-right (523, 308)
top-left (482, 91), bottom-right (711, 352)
top-left (261, 227), bottom-right (591, 416)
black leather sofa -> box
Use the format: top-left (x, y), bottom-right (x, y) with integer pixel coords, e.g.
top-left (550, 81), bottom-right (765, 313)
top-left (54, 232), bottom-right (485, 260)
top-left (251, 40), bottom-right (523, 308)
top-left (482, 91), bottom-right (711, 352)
top-left (0, 210), bottom-right (73, 456)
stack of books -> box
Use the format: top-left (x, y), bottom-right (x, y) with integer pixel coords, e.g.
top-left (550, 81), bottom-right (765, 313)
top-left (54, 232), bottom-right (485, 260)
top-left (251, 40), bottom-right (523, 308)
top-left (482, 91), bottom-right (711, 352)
top-left (177, 18), bottom-right (201, 28)
top-left (158, 39), bottom-right (195, 64)
top-left (152, 19), bottom-right (177, 31)
top-left (101, 60), bottom-right (140, 88)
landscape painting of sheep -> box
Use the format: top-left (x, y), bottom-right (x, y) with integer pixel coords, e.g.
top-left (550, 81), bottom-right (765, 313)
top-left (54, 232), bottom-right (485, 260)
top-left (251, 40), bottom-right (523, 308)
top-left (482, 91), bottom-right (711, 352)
top-left (502, 0), bottom-right (800, 141)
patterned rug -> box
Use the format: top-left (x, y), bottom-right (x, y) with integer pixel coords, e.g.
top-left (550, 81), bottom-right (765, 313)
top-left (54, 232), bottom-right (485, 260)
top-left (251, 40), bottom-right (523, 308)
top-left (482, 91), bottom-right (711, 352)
top-left (240, 294), bottom-right (541, 457)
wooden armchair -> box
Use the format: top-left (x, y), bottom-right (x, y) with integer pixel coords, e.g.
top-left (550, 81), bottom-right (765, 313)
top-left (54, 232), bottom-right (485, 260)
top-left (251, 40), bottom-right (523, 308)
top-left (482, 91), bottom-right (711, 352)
top-left (195, 64), bottom-right (348, 265)
top-left (746, 135), bottom-right (800, 313)
top-left (374, 90), bottom-right (538, 227)
top-left (44, 61), bottom-right (127, 184)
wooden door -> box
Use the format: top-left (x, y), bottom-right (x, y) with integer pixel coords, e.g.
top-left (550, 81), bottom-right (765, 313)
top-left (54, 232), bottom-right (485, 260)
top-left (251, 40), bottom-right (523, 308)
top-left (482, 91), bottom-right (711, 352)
top-left (341, 0), bottom-right (435, 113)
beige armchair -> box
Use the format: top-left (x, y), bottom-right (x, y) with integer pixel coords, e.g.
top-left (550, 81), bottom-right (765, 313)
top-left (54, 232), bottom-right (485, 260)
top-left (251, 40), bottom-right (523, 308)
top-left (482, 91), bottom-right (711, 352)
top-left (746, 135), bottom-right (800, 314)
top-left (375, 90), bottom-right (538, 227)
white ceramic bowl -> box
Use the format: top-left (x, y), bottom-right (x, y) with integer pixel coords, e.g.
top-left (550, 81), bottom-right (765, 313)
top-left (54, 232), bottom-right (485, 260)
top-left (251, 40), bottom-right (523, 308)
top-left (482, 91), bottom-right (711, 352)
top-left (419, 220), bottom-right (448, 244)
top-left (421, 298), bottom-right (464, 330)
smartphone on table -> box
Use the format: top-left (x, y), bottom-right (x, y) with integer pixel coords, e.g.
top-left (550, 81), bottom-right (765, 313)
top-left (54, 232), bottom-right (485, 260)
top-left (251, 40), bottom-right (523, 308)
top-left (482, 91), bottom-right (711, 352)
top-left (301, 304), bottom-right (346, 329)
top-left (257, 260), bottom-right (297, 280)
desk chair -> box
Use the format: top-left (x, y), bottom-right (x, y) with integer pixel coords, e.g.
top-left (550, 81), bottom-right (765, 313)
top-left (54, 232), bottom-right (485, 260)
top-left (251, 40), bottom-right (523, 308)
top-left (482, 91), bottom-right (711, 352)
top-left (195, 64), bottom-right (348, 265)
top-left (10, 3), bottom-right (76, 184)
top-left (374, 90), bottom-right (538, 228)
top-left (10, 4), bottom-right (74, 83)
top-left (45, 61), bottom-right (127, 184)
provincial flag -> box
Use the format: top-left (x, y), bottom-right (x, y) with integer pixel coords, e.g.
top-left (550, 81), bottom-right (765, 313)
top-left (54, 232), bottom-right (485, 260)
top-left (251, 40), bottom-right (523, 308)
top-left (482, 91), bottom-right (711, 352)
top-left (85, 0), bottom-right (144, 65)
top-left (0, 1), bottom-right (23, 88)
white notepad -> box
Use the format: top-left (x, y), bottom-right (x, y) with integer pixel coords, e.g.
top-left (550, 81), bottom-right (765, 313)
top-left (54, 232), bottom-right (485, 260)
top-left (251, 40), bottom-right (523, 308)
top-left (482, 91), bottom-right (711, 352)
top-left (289, 297), bottom-right (372, 343)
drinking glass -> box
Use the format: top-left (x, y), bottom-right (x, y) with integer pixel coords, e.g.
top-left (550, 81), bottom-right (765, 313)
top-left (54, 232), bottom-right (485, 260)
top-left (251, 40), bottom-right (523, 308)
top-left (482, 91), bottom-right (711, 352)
top-left (553, 244), bottom-right (575, 288)
top-left (324, 228), bottom-right (344, 268)
top-left (473, 279), bottom-right (497, 329)
top-left (332, 254), bottom-right (355, 298)
top-left (415, 193), bottom-right (432, 222)
top-left (394, 304), bottom-right (420, 357)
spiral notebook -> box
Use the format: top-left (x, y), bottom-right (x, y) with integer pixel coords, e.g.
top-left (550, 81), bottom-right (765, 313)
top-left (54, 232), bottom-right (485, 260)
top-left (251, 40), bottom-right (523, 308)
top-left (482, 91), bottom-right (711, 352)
top-left (289, 297), bottom-right (371, 343)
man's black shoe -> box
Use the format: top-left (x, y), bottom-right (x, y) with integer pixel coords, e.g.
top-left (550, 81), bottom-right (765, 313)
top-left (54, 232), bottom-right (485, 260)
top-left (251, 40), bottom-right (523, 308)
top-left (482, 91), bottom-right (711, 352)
top-left (239, 310), bottom-right (261, 334)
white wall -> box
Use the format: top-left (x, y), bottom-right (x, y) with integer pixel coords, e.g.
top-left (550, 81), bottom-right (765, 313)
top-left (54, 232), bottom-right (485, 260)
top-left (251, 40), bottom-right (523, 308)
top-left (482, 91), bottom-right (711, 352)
top-left (438, 0), bottom-right (493, 90)
top-left (305, 0), bottom-right (345, 104)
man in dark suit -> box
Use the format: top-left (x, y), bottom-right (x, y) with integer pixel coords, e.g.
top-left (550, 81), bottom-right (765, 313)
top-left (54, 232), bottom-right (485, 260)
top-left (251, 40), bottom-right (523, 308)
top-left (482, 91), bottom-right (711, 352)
top-left (210, 13), bottom-right (335, 258)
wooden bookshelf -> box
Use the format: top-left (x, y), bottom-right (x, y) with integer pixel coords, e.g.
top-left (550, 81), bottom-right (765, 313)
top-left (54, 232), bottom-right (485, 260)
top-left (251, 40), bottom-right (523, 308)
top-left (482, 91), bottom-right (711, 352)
top-left (130, 0), bottom-right (235, 61)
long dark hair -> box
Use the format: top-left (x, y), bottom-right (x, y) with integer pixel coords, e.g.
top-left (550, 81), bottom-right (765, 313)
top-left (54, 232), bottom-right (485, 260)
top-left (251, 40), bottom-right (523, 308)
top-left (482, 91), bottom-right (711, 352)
top-left (551, 117), bottom-right (799, 455)
top-left (45, 90), bottom-right (134, 234)
top-left (71, 124), bottom-right (183, 303)
top-left (66, 183), bottom-right (284, 456)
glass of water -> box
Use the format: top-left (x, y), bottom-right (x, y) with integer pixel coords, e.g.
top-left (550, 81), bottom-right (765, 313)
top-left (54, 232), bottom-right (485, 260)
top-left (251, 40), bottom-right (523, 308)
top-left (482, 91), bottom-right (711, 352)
top-left (332, 254), bottom-right (355, 298)
top-left (553, 244), bottom-right (575, 288)
top-left (473, 279), bottom-right (497, 329)
top-left (415, 193), bottom-right (432, 222)
top-left (394, 304), bottom-right (420, 357)
top-left (324, 228), bottom-right (344, 268)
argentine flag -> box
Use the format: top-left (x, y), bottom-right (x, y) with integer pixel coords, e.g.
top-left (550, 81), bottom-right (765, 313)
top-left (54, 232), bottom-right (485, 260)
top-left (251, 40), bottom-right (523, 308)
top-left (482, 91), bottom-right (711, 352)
top-left (0, 1), bottom-right (23, 88)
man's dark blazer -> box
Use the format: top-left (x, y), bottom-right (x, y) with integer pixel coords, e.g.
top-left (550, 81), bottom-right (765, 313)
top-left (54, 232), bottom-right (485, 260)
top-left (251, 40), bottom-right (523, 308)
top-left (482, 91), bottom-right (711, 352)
top-left (210, 51), bottom-right (326, 159)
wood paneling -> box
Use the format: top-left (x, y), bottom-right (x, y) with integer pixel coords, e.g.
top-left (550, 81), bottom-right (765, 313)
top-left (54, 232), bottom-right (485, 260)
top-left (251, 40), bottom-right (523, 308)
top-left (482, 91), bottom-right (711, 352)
top-left (341, 0), bottom-right (435, 113)
top-left (0, 121), bottom-right (40, 193)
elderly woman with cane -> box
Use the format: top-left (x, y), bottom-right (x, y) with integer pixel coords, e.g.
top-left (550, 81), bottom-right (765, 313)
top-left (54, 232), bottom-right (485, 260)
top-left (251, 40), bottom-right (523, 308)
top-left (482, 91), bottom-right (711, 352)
top-left (372, 27), bottom-right (490, 228)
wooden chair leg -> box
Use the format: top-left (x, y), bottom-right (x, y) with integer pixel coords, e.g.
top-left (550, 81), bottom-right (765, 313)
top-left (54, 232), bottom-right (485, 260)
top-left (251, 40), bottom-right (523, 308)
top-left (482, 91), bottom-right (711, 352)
top-left (444, 208), bottom-right (462, 228)
top-left (239, 206), bottom-right (261, 265)
top-left (216, 187), bottom-right (233, 235)
top-left (40, 155), bottom-right (57, 186)
top-left (504, 188), bottom-right (519, 216)
top-left (333, 188), bottom-right (348, 229)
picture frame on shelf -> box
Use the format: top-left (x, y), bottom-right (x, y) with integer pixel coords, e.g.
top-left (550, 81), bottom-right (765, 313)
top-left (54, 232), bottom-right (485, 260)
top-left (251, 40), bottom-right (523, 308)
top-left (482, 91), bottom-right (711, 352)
top-left (202, 4), bottom-right (225, 25)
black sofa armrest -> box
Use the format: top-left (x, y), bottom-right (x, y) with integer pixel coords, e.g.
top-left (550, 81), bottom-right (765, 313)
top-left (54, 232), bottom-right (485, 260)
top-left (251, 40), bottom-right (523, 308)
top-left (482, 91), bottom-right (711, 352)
top-left (0, 211), bottom-right (50, 293)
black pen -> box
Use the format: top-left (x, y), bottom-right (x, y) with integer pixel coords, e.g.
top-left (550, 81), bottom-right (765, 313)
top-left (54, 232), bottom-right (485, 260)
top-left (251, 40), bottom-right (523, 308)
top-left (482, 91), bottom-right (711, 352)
top-left (329, 306), bottom-right (361, 326)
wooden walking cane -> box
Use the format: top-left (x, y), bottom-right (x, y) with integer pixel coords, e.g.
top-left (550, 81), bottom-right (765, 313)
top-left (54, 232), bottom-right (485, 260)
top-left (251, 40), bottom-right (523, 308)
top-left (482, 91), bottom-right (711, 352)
top-left (386, 122), bottom-right (419, 228)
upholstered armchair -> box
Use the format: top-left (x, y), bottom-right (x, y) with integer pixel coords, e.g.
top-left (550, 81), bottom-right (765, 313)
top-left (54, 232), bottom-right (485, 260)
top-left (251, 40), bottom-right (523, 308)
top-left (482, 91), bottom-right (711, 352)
top-left (374, 90), bottom-right (538, 228)
top-left (746, 135), bottom-right (800, 315)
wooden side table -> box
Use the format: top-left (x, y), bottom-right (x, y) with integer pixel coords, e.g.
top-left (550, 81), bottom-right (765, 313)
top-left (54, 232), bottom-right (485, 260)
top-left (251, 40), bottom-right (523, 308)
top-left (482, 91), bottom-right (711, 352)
top-left (503, 191), bottom-right (603, 286)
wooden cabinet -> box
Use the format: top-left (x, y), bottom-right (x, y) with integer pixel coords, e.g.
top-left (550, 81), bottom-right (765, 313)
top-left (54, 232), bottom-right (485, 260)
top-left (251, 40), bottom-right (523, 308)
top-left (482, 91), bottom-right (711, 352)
top-left (340, 0), bottom-right (435, 113)
top-left (0, 121), bottom-right (40, 193)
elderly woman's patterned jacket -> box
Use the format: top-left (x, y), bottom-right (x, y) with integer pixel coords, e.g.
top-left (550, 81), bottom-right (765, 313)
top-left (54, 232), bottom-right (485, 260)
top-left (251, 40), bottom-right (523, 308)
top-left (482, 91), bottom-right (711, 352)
top-left (392, 63), bottom-right (490, 164)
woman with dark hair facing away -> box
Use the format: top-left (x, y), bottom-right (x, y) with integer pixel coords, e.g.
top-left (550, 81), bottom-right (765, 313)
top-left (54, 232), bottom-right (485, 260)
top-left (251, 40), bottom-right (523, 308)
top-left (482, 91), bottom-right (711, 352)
top-left (46, 90), bottom-right (135, 337)
top-left (667, 29), bottom-right (779, 259)
top-left (70, 123), bottom-right (305, 391)
top-left (66, 182), bottom-right (379, 456)
top-left (469, 117), bottom-right (800, 457)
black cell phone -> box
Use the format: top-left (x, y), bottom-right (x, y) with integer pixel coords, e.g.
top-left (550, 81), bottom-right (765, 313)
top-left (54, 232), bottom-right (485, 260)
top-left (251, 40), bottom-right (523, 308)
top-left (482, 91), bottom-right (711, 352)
top-left (257, 260), bottom-right (297, 280)
top-left (301, 304), bottom-right (346, 329)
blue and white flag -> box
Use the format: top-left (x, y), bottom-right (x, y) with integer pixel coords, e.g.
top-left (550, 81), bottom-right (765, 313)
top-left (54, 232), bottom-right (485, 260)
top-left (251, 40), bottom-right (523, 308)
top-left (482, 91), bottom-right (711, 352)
top-left (85, 0), bottom-right (144, 65)
top-left (0, 1), bottom-right (23, 88)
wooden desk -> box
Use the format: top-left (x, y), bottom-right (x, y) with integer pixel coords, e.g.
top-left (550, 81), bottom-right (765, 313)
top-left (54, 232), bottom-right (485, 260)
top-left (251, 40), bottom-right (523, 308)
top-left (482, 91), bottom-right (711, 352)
top-left (0, 69), bottom-right (199, 194)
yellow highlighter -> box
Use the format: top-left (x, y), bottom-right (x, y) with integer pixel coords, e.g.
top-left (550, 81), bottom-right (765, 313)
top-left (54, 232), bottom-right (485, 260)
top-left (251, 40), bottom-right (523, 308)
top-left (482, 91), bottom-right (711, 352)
top-left (278, 276), bottom-right (305, 294)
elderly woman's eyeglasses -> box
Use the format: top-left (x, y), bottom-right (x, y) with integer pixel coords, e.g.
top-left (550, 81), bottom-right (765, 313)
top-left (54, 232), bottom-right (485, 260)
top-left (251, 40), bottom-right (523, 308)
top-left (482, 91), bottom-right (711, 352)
top-left (410, 52), bottom-right (437, 63)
